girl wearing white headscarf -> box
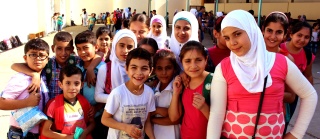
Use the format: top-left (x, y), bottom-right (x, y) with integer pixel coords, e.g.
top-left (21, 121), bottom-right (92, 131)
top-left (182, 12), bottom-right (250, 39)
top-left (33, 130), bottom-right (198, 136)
top-left (190, 8), bottom-right (198, 17)
top-left (169, 11), bottom-right (199, 68)
top-left (110, 29), bottom-right (137, 89)
top-left (207, 10), bottom-right (317, 139)
top-left (147, 15), bottom-right (169, 49)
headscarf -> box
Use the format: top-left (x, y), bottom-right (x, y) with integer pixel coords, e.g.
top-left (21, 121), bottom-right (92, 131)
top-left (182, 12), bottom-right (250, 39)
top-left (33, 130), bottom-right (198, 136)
top-left (216, 12), bottom-right (223, 18)
top-left (123, 8), bottom-right (129, 19)
top-left (110, 29), bottom-right (137, 89)
top-left (190, 8), bottom-right (198, 17)
top-left (147, 15), bottom-right (168, 49)
top-left (221, 10), bottom-right (275, 93)
top-left (169, 11), bottom-right (199, 58)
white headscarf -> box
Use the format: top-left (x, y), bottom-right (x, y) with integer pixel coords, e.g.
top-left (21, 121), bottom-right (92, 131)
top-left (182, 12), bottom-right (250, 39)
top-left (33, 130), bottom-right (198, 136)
top-left (221, 10), bottom-right (275, 93)
top-left (216, 12), bottom-right (223, 18)
top-left (123, 8), bottom-right (129, 19)
top-left (190, 8), bottom-right (198, 17)
top-left (110, 29), bottom-right (137, 89)
top-left (169, 11), bottom-right (199, 59)
top-left (147, 15), bottom-right (168, 49)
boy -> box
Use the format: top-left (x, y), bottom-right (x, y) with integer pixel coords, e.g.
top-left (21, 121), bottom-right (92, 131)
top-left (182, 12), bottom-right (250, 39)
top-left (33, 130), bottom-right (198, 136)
top-left (41, 65), bottom-right (95, 139)
top-left (74, 30), bottom-right (106, 138)
top-left (88, 13), bottom-right (96, 31)
top-left (11, 31), bottom-right (102, 100)
top-left (0, 38), bottom-right (50, 139)
top-left (101, 48), bottom-right (156, 139)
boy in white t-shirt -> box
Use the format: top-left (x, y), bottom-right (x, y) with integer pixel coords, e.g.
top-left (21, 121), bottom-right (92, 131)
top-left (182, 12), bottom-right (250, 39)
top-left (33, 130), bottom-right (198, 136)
top-left (101, 48), bottom-right (156, 139)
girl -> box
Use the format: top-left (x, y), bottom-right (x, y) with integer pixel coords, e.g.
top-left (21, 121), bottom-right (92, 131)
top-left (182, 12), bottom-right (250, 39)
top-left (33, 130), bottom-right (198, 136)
top-left (169, 41), bottom-right (212, 139)
top-left (152, 49), bottom-right (181, 139)
top-left (169, 11), bottom-right (199, 68)
top-left (96, 26), bottom-right (112, 62)
top-left (129, 13), bottom-right (150, 43)
top-left (95, 29), bottom-right (137, 104)
top-left (310, 23), bottom-right (319, 55)
top-left (105, 12), bottom-right (112, 29)
top-left (138, 37), bottom-right (159, 89)
top-left (147, 15), bottom-right (169, 49)
top-left (207, 10), bottom-right (317, 139)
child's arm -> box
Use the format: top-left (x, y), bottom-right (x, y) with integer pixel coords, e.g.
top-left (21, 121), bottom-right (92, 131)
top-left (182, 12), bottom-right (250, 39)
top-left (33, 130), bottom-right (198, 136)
top-left (11, 63), bottom-right (41, 92)
top-left (151, 107), bottom-right (168, 117)
top-left (151, 116), bottom-right (180, 125)
top-left (86, 52), bottom-right (103, 87)
top-left (168, 76), bottom-right (183, 122)
top-left (192, 93), bottom-right (210, 119)
top-left (144, 113), bottom-right (155, 139)
top-left (94, 65), bottom-right (109, 103)
top-left (42, 120), bottom-right (73, 139)
top-left (79, 107), bottom-right (96, 139)
top-left (101, 110), bottom-right (143, 138)
top-left (0, 91), bottom-right (40, 110)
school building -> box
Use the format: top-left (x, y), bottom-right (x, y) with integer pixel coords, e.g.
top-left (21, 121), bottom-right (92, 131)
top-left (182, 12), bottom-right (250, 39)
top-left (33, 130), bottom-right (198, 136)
top-left (0, 0), bottom-right (320, 43)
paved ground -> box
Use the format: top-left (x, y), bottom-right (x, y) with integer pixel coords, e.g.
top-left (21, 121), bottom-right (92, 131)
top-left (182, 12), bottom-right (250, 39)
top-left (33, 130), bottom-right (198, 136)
top-left (0, 24), bottom-right (319, 138)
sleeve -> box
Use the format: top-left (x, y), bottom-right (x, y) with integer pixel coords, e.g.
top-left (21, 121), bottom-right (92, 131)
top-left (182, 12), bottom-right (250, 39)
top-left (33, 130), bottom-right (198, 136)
top-left (94, 64), bottom-right (109, 103)
top-left (207, 64), bottom-right (227, 139)
top-left (46, 100), bottom-right (56, 121)
top-left (104, 88), bottom-right (120, 115)
top-left (1, 74), bottom-right (30, 99)
top-left (284, 57), bottom-right (318, 138)
top-left (147, 87), bottom-right (156, 113)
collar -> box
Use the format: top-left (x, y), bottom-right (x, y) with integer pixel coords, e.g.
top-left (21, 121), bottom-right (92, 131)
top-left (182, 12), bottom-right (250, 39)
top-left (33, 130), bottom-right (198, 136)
top-left (154, 80), bottom-right (174, 94)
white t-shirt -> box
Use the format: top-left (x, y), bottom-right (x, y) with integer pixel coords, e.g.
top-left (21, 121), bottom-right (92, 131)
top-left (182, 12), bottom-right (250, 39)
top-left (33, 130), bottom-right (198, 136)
top-left (153, 80), bottom-right (180, 139)
top-left (95, 63), bottom-right (109, 103)
top-left (105, 83), bottom-right (156, 139)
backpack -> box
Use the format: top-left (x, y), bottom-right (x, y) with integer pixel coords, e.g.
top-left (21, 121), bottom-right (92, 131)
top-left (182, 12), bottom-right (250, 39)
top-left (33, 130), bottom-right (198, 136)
top-left (203, 73), bottom-right (213, 105)
top-left (45, 55), bottom-right (76, 86)
top-left (3, 39), bottom-right (12, 49)
top-left (104, 61), bottom-right (112, 94)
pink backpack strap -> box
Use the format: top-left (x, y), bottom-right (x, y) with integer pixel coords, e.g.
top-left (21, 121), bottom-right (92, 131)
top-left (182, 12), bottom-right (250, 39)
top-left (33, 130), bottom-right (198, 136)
top-left (104, 61), bottom-right (112, 94)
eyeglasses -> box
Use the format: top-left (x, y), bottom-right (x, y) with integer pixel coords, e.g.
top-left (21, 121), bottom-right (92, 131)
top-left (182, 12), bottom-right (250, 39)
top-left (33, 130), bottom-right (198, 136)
top-left (27, 53), bottom-right (48, 60)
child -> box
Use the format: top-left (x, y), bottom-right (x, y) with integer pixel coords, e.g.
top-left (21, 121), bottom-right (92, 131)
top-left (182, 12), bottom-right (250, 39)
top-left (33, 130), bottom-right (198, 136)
top-left (74, 30), bottom-right (106, 138)
top-left (169, 11), bottom-right (199, 68)
top-left (96, 26), bottom-right (112, 62)
top-left (11, 31), bottom-right (102, 99)
top-left (152, 49), bottom-right (181, 139)
top-left (88, 13), bottom-right (96, 31)
top-left (168, 41), bottom-right (212, 139)
top-left (41, 65), bottom-right (95, 139)
top-left (57, 13), bottom-right (63, 32)
top-left (101, 48), bottom-right (156, 139)
top-left (0, 38), bottom-right (50, 139)
top-left (129, 13), bottom-right (150, 43)
top-left (310, 22), bottom-right (319, 55)
top-left (105, 12), bottom-right (112, 29)
top-left (147, 15), bottom-right (169, 49)
top-left (207, 10), bottom-right (317, 138)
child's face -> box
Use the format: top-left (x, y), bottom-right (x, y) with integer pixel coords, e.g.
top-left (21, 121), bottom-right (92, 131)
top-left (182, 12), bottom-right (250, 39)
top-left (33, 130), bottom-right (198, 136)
top-left (130, 21), bottom-right (149, 43)
top-left (97, 33), bottom-right (111, 54)
top-left (222, 27), bottom-right (251, 57)
top-left (52, 41), bottom-right (73, 65)
top-left (151, 22), bottom-right (163, 37)
top-left (76, 43), bottom-right (97, 62)
top-left (23, 50), bottom-right (49, 72)
top-left (213, 30), bottom-right (227, 49)
top-left (181, 49), bottom-right (207, 78)
top-left (263, 22), bottom-right (285, 49)
top-left (126, 58), bottom-right (152, 86)
top-left (116, 37), bottom-right (135, 61)
top-left (59, 74), bottom-right (83, 102)
top-left (290, 27), bottom-right (311, 49)
top-left (174, 20), bottom-right (192, 43)
top-left (140, 44), bottom-right (155, 56)
top-left (155, 58), bottom-right (175, 85)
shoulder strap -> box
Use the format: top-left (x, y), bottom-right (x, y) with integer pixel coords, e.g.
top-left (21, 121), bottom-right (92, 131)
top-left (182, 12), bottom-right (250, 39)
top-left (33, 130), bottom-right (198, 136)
top-left (77, 94), bottom-right (90, 124)
top-left (202, 73), bottom-right (213, 105)
top-left (303, 46), bottom-right (312, 65)
top-left (45, 58), bottom-right (53, 86)
top-left (67, 55), bottom-right (76, 66)
top-left (54, 94), bottom-right (65, 130)
top-left (104, 61), bottom-right (112, 94)
top-left (205, 48), bottom-right (216, 73)
top-left (252, 76), bottom-right (268, 139)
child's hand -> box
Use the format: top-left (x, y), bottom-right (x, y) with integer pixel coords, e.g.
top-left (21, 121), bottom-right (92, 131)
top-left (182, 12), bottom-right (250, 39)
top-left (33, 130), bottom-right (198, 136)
top-left (179, 71), bottom-right (190, 88)
top-left (125, 124), bottom-right (142, 139)
top-left (28, 72), bottom-right (41, 93)
top-left (26, 90), bottom-right (41, 107)
top-left (86, 68), bottom-right (96, 88)
top-left (192, 93), bottom-right (206, 110)
top-left (173, 76), bottom-right (182, 96)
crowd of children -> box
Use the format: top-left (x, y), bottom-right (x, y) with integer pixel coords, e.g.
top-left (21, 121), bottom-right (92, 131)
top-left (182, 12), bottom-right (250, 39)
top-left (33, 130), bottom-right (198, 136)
top-left (0, 8), bottom-right (318, 139)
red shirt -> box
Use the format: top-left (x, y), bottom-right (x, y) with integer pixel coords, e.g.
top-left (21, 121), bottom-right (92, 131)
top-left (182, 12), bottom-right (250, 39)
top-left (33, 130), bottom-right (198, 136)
top-left (181, 83), bottom-right (208, 139)
top-left (208, 45), bottom-right (230, 66)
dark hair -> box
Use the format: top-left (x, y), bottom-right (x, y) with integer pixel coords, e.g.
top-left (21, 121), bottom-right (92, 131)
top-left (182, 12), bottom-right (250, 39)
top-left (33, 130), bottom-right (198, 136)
top-left (130, 13), bottom-right (150, 28)
top-left (53, 31), bottom-right (73, 47)
top-left (200, 6), bottom-right (205, 10)
top-left (122, 19), bottom-right (130, 29)
top-left (96, 27), bottom-right (112, 39)
top-left (138, 38), bottom-right (159, 55)
top-left (313, 22), bottom-right (319, 28)
top-left (126, 47), bottom-right (153, 70)
top-left (153, 49), bottom-right (180, 76)
top-left (248, 10), bottom-right (254, 15)
top-left (179, 41), bottom-right (207, 61)
top-left (263, 12), bottom-right (289, 34)
top-left (291, 21), bottom-right (312, 38)
top-left (142, 11), bottom-right (146, 15)
top-left (24, 38), bottom-right (50, 55)
top-left (75, 30), bottom-right (96, 46)
top-left (214, 16), bottom-right (225, 32)
top-left (59, 65), bottom-right (83, 82)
